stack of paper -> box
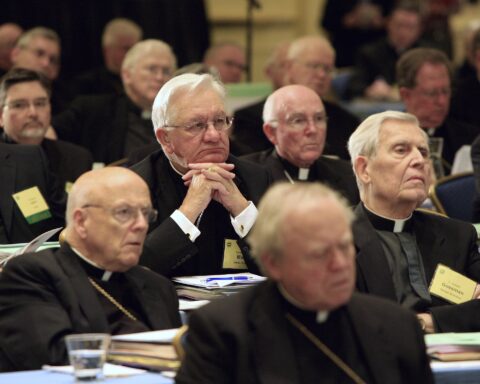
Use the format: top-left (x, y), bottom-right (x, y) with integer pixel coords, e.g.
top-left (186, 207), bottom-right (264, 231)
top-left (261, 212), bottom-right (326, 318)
top-left (108, 328), bottom-right (185, 372)
top-left (173, 273), bottom-right (266, 301)
top-left (426, 332), bottom-right (480, 361)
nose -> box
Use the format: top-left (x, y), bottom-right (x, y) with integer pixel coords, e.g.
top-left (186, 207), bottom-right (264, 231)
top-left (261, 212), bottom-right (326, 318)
top-left (27, 103), bottom-right (39, 116)
top-left (410, 148), bottom-right (427, 167)
top-left (131, 211), bottom-right (149, 231)
top-left (203, 122), bottom-right (221, 141)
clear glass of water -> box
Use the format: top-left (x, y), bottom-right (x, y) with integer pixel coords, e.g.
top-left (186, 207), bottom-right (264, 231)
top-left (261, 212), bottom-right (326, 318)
top-left (65, 333), bottom-right (111, 381)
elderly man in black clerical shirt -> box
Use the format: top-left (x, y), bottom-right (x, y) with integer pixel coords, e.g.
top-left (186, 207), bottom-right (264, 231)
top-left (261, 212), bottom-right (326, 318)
top-left (176, 182), bottom-right (433, 384)
top-left (131, 73), bottom-right (271, 278)
top-left (0, 167), bottom-right (181, 372)
top-left (241, 84), bottom-right (359, 206)
top-left (348, 110), bottom-right (480, 333)
top-left (53, 39), bottom-right (177, 164)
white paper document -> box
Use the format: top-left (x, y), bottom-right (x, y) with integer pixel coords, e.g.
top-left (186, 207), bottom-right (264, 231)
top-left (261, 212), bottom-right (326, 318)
top-left (173, 273), bottom-right (266, 289)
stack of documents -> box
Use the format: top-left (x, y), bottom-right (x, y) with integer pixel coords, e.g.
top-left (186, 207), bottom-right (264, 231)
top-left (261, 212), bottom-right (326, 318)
top-left (426, 332), bottom-right (480, 361)
top-left (173, 273), bottom-right (266, 301)
top-left (108, 328), bottom-right (184, 371)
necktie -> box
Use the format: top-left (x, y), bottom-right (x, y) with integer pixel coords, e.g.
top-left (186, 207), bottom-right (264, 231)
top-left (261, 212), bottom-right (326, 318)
top-left (396, 232), bottom-right (431, 302)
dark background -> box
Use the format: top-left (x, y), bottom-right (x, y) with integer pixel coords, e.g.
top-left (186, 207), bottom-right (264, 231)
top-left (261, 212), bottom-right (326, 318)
top-left (0, 0), bottom-right (210, 79)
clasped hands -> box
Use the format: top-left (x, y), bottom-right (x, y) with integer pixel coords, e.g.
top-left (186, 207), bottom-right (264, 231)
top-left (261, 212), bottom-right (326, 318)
top-left (179, 163), bottom-right (248, 223)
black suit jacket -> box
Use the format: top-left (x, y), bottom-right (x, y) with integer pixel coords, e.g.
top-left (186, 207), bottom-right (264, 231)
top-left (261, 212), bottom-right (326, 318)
top-left (0, 244), bottom-right (181, 371)
top-left (241, 149), bottom-right (359, 206)
top-left (176, 281), bottom-right (433, 384)
top-left (232, 99), bottom-right (358, 160)
top-left (131, 150), bottom-right (271, 277)
top-left (0, 143), bottom-right (66, 244)
top-left (53, 93), bottom-right (154, 164)
top-left (0, 135), bottom-right (93, 187)
top-left (41, 138), bottom-right (93, 185)
top-left (353, 204), bottom-right (480, 332)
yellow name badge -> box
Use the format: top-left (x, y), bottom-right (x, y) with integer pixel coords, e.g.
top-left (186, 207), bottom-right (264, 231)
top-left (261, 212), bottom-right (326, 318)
top-left (222, 239), bottom-right (247, 269)
top-left (12, 186), bottom-right (52, 224)
top-left (429, 264), bottom-right (477, 304)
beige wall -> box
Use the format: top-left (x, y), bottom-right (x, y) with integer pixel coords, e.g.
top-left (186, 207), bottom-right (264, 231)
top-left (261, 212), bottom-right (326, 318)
top-left (205, 0), bottom-right (326, 82)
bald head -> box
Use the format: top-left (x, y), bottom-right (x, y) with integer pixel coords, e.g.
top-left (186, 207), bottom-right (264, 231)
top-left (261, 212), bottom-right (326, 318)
top-left (66, 167), bottom-right (152, 272)
top-left (286, 35), bottom-right (335, 97)
top-left (263, 85), bottom-right (327, 168)
top-left (264, 41), bottom-right (291, 90)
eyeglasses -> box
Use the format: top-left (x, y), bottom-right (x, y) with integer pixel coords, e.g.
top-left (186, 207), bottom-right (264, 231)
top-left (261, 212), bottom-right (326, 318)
top-left (164, 116), bottom-right (234, 136)
top-left (270, 113), bottom-right (328, 131)
top-left (82, 204), bottom-right (158, 224)
top-left (3, 98), bottom-right (50, 112)
top-left (300, 61), bottom-right (335, 75)
top-left (141, 64), bottom-right (173, 77)
top-left (418, 87), bottom-right (451, 99)
top-left (22, 46), bottom-right (60, 67)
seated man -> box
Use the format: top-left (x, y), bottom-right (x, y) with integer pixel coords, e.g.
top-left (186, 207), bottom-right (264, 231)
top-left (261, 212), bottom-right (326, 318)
top-left (233, 35), bottom-right (359, 159)
top-left (131, 73), bottom-right (271, 277)
top-left (0, 167), bottom-right (181, 371)
top-left (69, 18), bottom-right (143, 97)
top-left (0, 142), bottom-right (66, 244)
top-left (242, 84), bottom-right (359, 206)
top-left (397, 47), bottom-right (478, 176)
top-left (348, 110), bottom-right (480, 333)
top-left (53, 39), bottom-right (177, 164)
top-left (10, 26), bottom-right (68, 114)
top-left (346, 1), bottom-right (424, 100)
top-left (202, 42), bottom-right (246, 84)
top-left (0, 68), bottom-right (93, 188)
top-left (176, 182), bottom-right (433, 383)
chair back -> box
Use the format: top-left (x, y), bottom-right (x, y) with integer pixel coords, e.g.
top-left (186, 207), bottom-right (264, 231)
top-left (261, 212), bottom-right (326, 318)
top-left (429, 172), bottom-right (475, 222)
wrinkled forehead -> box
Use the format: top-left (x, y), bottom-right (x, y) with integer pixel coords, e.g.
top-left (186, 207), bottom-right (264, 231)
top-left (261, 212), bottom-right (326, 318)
top-left (378, 119), bottom-right (428, 147)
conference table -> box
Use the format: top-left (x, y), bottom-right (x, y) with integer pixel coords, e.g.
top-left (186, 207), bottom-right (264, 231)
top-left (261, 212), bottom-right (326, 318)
top-left (0, 369), bottom-right (174, 383)
top-left (0, 361), bottom-right (479, 383)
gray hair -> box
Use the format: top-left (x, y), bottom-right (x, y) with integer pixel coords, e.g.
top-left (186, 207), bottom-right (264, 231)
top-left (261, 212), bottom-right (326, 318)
top-left (347, 110), bottom-right (423, 189)
top-left (287, 35), bottom-right (335, 61)
top-left (16, 26), bottom-right (60, 49)
top-left (248, 182), bottom-right (354, 272)
top-left (122, 39), bottom-right (176, 71)
top-left (151, 73), bottom-right (226, 134)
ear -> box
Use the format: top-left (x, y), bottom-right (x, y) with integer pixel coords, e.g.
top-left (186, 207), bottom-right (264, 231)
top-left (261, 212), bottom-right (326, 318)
top-left (354, 155), bottom-right (371, 186)
top-left (72, 209), bottom-right (88, 239)
top-left (121, 67), bottom-right (131, 86)
top-left (155, 129), bottom-right (174, 155)
top-left (262, 123), bottom-right (278, 145)
top-left (0, 107), bottom-right (4, 128)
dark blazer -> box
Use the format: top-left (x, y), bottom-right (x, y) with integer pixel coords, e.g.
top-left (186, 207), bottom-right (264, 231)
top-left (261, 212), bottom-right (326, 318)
top-left (232, 99), bottom-right (358, 160)
top-left (131, 150), bottom-right (271, 277)
top-left (0, 135), bottom-right (93, 187)
top-left (353, 204), bottom-right (480, 332)
top-left (176, 280), bottom-right (433, 384)
top-left (241, 148), bottom-right (359, 205)
top-left (41, 138), bottom-right (93, 185)
top-left (0, 143), bottom-right (66, 244)
top-left (52, 93), bottom-right (154, 164)
top-left (0, 244), bottom-right (181, 371)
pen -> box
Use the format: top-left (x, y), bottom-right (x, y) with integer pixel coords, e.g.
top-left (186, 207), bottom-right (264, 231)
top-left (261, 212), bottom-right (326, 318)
top-left (205, 276), bottom-right (249, 283)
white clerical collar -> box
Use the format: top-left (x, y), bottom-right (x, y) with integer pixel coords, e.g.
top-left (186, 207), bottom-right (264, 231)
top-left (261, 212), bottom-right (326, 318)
top-left (70, 246), bottom-right (113, 281)
top-left (283, 168), bottom-right (310, 184)
top-left (363, 204), bottom-right (412, 233)
top-left (278, 284), bottom-right (329, 323)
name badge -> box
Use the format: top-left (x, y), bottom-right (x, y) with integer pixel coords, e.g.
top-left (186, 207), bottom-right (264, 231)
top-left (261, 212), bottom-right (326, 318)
top-left (12, 186), bottom-right (52, 224)
top-left (429, 263), bottom-right (477, 304)
top-left (222, 239), bottom-right (247, 269)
